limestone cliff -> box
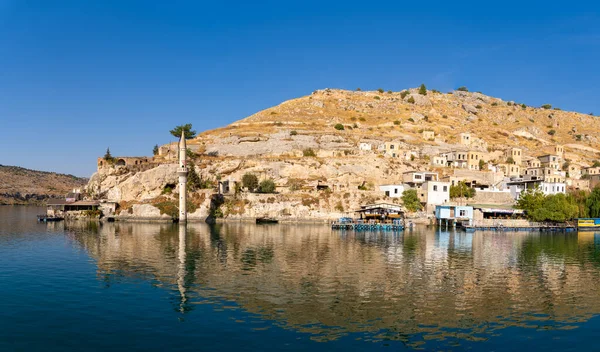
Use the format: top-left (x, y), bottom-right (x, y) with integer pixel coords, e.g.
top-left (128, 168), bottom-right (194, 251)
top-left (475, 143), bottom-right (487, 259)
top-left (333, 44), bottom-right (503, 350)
top-left (86, 87), bottom-right (600, 221)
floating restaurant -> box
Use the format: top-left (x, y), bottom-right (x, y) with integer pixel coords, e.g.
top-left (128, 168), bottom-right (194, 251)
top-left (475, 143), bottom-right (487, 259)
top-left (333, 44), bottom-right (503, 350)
top-left (331, 203), bottom-right (406, 231)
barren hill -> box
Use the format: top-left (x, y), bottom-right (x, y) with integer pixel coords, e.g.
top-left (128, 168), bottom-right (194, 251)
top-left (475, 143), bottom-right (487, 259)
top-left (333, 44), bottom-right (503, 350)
top-left (0, 165), bottom-right (88, 205)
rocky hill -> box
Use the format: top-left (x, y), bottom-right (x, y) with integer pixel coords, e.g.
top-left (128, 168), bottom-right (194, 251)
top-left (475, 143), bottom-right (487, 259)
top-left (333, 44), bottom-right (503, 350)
top-left (0, 165), bottom-right (88, 205)
top-left (87, 87), bottom-right (600, 221)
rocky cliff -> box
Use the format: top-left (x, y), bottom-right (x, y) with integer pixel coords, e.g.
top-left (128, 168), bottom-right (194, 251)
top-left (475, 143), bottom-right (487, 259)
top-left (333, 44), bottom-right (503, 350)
top-left (86, 87), bottom-right (600, 221)
top-left (0, 165), bottom-right (88, 205)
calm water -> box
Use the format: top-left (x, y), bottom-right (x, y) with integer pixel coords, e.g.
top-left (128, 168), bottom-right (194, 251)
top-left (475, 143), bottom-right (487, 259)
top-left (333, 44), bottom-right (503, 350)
top-left (2, 207), bottom-right (600, 351)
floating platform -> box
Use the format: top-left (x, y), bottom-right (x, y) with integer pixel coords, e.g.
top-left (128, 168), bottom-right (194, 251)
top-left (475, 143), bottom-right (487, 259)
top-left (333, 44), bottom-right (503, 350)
top-left (331, 222), bottom-right (404, 231)
top-left (256, 217), bottom-right (278, 224)
top-left (463, 225), bottom-right (576, 232)
top-left (37, 215), bottom-right (64, 222)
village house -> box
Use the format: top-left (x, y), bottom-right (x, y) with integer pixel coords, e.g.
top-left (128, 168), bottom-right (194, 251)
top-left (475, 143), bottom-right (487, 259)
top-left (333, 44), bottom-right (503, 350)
top-left (554, 144), bottom-right (564, 158)
top-left (435, 205), bottom-right (474, 226)
top-left (402, 171), bottom-right (439, 187)
top-left (422, 130), bottom-right (435, 141)
top-left (507, 175), bottom-right (566, 200)
top-left (497, 164), bottom-right (521, 178)
top-left (589, 174), bottom-right (600, 189)
top-left (525, 158), bottom-right (541, 168)
top-left (504, 148), bottom-right (522, 165)
top-left (358, 142), bottom-right (372, 151)
top-left (567, 179), bottom-right (590, 191)
top-left (379, 184), bottom-right (406, 198)
top-left (418, 180), bottom-right (451, 213)
top-left (431, 156), bottom-right (447, 167)
top-left (568, 164), bottom-right (582, 179)
top-left (583, 167), bottom-right (600, 176)
top-left (440, 150), bottom-right (468, 168)
top-left (467, 151), bottom-right (486, 170)
top-left (459, 133), bottom-right (471, 146)
top-left (539, 154), bottom-right (561, 167)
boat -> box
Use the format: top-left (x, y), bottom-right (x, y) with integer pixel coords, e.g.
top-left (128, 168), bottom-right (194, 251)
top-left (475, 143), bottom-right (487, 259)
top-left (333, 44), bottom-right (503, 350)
top-left (256, 217), bottom-right (278, 224)
top-left (37, 215), bottom-right (64, 222)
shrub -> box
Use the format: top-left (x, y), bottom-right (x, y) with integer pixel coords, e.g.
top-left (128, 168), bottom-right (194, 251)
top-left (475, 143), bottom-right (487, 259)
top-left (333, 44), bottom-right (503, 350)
top-left (359, 117), bottom-right (366, 122)
top-left (554, 107), bottom-right (562, 111)
top-left (401, 189), bottom-right (422, 212)
top-left (242, 173), bottom-right (259, 191)
top-left (258, 179), bottom-right (276, 193)
top-left (521, 103), bottom-right (527, 109)
top-left (575, 134), bottom-right (582, 141)
top-left (377, 88), bottom-right (384, 93)
top-left (400, 90), bottom-right (410, 99)
top-left (393, 120), bottom-right (401, 125)
top-left (353, 123), bottom-right (358, 128)
top-left (374, 96), bottom-right (380, 100)
top-left (273, 121), bottom-right (283, 126)
top-left (152, 145), bottom-right (159, 155)
top-left (303, 148), bottom-right (316, 157)
top-left (541, 104), bottom-right (552, 109)
top-left (450, 182), bottom-right (476, 199)
top-left (407, 96), bottom-right (415, 104)
top-left (548, 129), bottom-right (556, 136)
top-left (456, 86), bottom-right (469, 92)
top-left (356, 88), bottom-right (361, 91)
top-left (387, 90), bottom-right (392, 94)
top-left (491, 102), bottom-right (498, 106)
top-left (442, 114), bottom-right (448, 119)
top-left (408, 118), bottom-right (415, 122)
top-left (334, 201), bottom-right (344, 212)
top-left (334, 123), bottom-right (344, 130)
top-left (290, 130), bottom-right (298, 136)
top-left (418, 84), bottom-right (427, 95)
top-left (475, 105), bottom-right (482, 109)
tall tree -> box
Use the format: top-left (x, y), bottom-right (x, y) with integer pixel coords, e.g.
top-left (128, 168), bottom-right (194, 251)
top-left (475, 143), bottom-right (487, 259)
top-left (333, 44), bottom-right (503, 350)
top-left (103, 148), bottom-right (114, 161)
top-left (450, 182), bottom-right (476, 199)
top-left (516, 187), bottom-right (545, 216)
top-left (170, 124), bottom-right (197, 139)
top-left (418, 83), bottom-right (427, 95)
top-left (187, 163), bottom-right (201, 191)
top-left (152, 144), bottom-right (159, 155)
top-left (587, 187), bottom-right (600, 218)
top-left (242, 173), bottom-right (259, 192)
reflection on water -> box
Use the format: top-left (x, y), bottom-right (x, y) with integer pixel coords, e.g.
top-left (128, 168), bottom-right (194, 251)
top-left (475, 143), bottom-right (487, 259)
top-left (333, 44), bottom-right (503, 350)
top-left (57, 220), bottom-right (600, 348)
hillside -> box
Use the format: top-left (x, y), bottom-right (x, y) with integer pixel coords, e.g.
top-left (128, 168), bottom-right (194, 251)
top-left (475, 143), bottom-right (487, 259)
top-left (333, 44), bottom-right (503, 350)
top-left (0, 165), bottom-right (88, 205)
top-left (89, 87), bottom-right (600, 221)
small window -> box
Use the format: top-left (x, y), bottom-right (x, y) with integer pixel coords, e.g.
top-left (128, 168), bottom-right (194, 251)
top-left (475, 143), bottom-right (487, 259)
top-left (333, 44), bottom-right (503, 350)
top-left (443, 186), bottom-right (448, 192)
top-left (459, 210), bottom-right (466, 216)
top-left (433, 185), bottom-right (438, 191)
top-left (385, 191), bottom-right (390, 196)
top-left (394, 188), bottom-right (398, 194)
top-left (390, 145), bottom-right (395, 149)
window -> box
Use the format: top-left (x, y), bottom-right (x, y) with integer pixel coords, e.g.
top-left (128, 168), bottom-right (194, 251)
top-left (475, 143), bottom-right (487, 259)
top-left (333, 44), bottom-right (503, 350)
top-left (385, 191), bottom-right (390, 196)
top-left (390, 145), bottom-right (395, 149)
top-left (394, 188), bottom-right (398, 194)
top-left (415, 175), bottom-right (422, 180)
top-left (433, 185), bottom-right (438, 191)
top-left (459, 210), bottom-right (466, 217)
top-left (443, 186), bottom-right (448, 192)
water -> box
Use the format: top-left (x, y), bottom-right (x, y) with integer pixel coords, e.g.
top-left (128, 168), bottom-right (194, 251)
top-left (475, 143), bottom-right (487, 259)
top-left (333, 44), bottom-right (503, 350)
top-left (2, 207), bottom-right (600, 351)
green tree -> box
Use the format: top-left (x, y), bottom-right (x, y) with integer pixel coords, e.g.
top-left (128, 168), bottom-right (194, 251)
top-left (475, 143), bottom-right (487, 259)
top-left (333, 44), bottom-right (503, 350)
top-left (456, 86), bottom-right (469, 92)
top-left (152, 144), bottom-right (159, 155)
top-left (242, 173), bottom-right (259, 191)
top-left (258, 179), bottom-right (276, 193)
top-left (401, 189), bottom-right (422, 212)
top-left (334, 123), bottom-right (345, 130)
top-left (377, 88), bottom-right (384, 93)
top-left (516, 187), bottom-right (546, 216)
top-left (530, 193), bottom-right (578, 222)
top-left (170, 123), bottom-right (197, 139)
top-left (479, 159), bottom-right (486, 170)
top-left (593, 160), bottom-right (600, 168)
top-left (450, 182), bottom-right (476, 199)
top-left (104, 148), bottom-right (114, 161)
top-left (418, 84), bottom-right (427, 95)
top-left (400, 90), bottom-right (409, 99)
top-left (407, 96), bottom-right (416, 104)
top-left (587, 187), bottom-right (600, 218)
top-left (541, 104), bottom-right (552, 109)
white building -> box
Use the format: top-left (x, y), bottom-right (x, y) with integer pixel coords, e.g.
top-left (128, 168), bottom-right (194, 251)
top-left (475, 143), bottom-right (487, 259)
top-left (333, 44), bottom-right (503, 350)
top-left (419, 181), bottom-right (451, 213)
top-left (359, 142), bottom-right (372, 151)
top-left (379, 184), bottom-right (406, 198)
top-left (507, 179), bottom-right (567, 200)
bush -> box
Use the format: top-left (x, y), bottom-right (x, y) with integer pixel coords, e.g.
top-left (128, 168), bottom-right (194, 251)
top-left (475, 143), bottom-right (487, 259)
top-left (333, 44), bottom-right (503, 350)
top-left (521, 103), bottom-right (527, 109)
top-left (475, 105), bottom-right (482, 109)
top-left (359, 117), bottom-right (366, 122)
top-left (356, 88), bottom-right (361, 91)
top-left (401, 189), bottom-right (422, 212)
top-left (400, 90), bottom-right (410, 99)
top-left (290, 130), bottom-right (298, 136)
top-left (242, 173), bottom-right (259, 191)
top-left (393, 120), bottom-right (401, 125)
top-left (377, 88), bottom-right (384, 93)
top-left (491, 102), bottom-right (498, 106)
top-left (387, 90), bottom-right (392, 94)
top-left (456, 86), bottom-right (469, 92)
top-left (374, 96), bottom-right (380, 100)
top-left (334, 201), bottom-right (344, 212)
top-left (418, 84), bottom-right (427, 95)
top-left (450, 182), bottom-right (476, 199)
top-left (334, 123), bottom-right (344, 130)
top-left (541, 104), bottom-right (552, 109)
top-left (303, 148), bottom-right (316, 157)
top-left (548, 129), bottom-right (556, 136)
top-left (258, 179), bottom-right (276, 193)
top-left (407, 118), bottom-right (415, 122)
top-left (407, 96), bottom-right (415, 104)
top-left (442, 114), bottom-right (448, 119)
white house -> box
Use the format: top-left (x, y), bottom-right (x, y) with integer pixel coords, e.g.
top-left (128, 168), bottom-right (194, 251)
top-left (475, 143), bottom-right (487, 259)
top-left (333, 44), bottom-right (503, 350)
top-left (379, 184), bottom-right (406, 198)
top-left (507, 179), bottom-right (566, 200)
top-left (359, 142), bottom-right (372, 151)
top-left (419, 181), bottom-right (451, 213)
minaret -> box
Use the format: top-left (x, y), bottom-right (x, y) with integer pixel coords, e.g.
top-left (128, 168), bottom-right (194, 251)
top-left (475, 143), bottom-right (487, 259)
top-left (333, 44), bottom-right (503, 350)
top-left (178, 130), bottom-right (188, 223)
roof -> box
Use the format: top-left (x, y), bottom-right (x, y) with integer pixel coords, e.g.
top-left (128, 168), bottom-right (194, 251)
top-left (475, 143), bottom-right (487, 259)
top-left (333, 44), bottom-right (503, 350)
top-left (47, 199), bottom-right (70, 206)
top-left (70, 201), bottom-right (100, 206)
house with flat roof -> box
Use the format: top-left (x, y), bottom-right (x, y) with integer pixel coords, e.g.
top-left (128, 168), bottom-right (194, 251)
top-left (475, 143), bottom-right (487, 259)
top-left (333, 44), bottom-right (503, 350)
top-left (379, 184), bottom-right (406, 198)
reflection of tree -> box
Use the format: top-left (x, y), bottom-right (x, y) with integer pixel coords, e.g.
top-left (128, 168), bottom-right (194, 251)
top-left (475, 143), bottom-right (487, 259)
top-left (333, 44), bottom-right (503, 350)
top-left (64, 223), bottom-right (600, 349)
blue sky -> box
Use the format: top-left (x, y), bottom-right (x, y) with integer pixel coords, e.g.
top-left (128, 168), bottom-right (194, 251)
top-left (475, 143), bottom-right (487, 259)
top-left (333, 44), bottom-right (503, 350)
top-left (1, 1), bottom-right (599, 177)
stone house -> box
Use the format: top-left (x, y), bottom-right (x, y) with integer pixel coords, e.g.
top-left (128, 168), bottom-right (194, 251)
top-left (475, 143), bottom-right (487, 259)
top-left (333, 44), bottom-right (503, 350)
top-left (467, 151), bottom-right (486, 170)
top-left (504, 148), bottom-right (522, 165)
top-left (431, 156), bottom-right (447, 167)
top-left (359, 142), bottom-right (372, 151)
top-left (459, 133), bottom-right (471, 146)
top-left (422, 130), bottom-right (435, 141)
